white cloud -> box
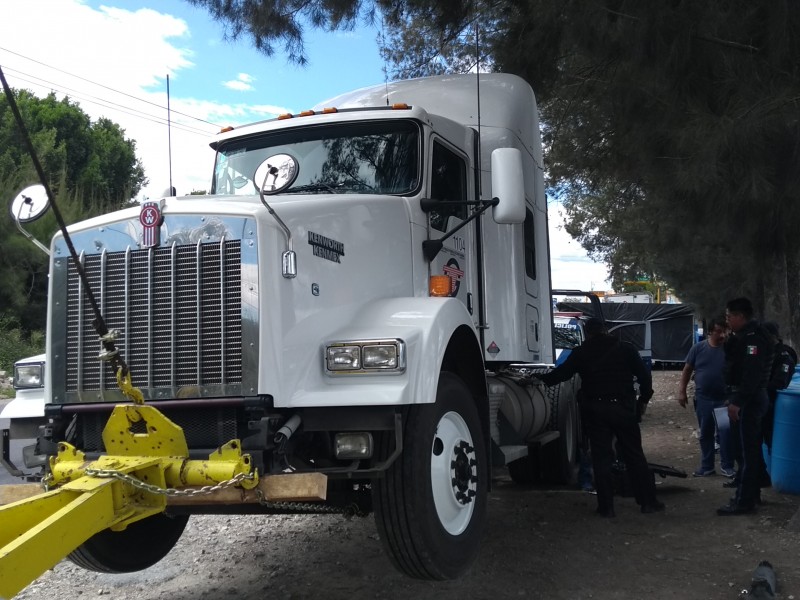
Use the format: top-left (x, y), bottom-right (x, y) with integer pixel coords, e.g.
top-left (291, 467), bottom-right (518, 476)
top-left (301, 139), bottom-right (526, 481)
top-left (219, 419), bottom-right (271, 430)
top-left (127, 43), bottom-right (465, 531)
top-left (548, 203), bottom-right (611, 292)
top-left (222, 73), bottom-right (256, 92)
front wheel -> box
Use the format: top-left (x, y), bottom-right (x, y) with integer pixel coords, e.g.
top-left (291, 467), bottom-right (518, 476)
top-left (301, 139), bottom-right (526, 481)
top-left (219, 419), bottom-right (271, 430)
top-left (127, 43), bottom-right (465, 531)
top-left (373, 372), bottom-right (487, 580)
top-left (68, 513), bottom-right (189, 573)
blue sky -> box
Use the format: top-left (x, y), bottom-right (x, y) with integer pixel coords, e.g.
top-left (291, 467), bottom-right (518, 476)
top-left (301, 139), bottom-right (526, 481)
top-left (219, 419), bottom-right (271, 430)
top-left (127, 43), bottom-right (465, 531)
top-left (0, 0), bottom-right (609, 290)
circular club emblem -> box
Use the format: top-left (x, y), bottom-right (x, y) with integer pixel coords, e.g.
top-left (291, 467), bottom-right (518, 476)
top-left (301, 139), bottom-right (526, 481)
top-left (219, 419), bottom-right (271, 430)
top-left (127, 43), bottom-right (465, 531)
top-left (140, 204), bottom-right (162, 227)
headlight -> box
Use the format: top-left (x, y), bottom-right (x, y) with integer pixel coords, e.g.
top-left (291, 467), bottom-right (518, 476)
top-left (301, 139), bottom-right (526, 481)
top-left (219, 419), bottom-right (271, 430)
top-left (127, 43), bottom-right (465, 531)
top-left (362, 345), bottom-right (399, 369)
top-left (14, 363), bottom-right (43, 389)
top-left (324, 339), bottom-right (405, 375)
top-left (326, 345), bottom-right (361, 371)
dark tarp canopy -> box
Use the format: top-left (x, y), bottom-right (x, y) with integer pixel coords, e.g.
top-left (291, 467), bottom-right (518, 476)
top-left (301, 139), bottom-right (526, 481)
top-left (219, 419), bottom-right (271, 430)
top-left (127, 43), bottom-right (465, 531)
top-left (556, 302), bottom-right (697, 364)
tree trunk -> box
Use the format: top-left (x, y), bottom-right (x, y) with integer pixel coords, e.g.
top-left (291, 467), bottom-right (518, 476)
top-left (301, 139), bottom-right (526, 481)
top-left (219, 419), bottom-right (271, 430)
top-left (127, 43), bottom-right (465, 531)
top-left (786, 249), bottom-right (800, 348)
top-left (758, 249), bottom-right (792, 341)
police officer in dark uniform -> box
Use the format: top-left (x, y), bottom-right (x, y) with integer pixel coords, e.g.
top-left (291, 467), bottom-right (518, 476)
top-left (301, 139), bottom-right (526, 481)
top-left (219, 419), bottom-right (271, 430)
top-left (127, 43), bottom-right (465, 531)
top-left (540, 318), bottom-right (663, 518)
top-left (719, 297), bottom-right (774, 516)
top-left (762, 321), bottom-right (797, 449)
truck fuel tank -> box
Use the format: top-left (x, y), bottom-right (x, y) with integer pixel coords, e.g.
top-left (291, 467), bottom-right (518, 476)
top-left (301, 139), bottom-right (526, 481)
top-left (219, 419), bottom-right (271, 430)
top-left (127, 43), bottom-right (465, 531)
top-left (489, 376), bottom-right (552, 443)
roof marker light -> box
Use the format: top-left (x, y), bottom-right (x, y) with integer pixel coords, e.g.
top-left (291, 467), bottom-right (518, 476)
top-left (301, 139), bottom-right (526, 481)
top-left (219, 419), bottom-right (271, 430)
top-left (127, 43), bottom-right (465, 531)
top-left (300, 110), bottom-right (315, 117)
top-left (392, 103), bottom-right (410, 110)
top-left (322, 107), bottom-right (338, 114)
top-left (278, 113), bottom-right (293, 120)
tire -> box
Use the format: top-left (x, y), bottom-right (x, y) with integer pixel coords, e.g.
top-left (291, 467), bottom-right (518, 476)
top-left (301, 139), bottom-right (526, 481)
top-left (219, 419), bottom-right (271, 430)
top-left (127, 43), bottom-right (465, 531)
top-left (373, 372), bottom-right (487, 580)
top-left (68, 513), bottom-right (189, 573)
top-left (541, 389), bottom-right (579, 484)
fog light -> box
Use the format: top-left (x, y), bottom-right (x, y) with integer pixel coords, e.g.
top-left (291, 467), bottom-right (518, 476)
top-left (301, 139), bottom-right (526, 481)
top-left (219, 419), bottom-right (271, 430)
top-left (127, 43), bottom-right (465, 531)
top-left (335, 432), bottom-right (373, 459)
top-left (326, 345), bottom-right (360, 371)
top-left (362, 344), bottom-right (398, 369)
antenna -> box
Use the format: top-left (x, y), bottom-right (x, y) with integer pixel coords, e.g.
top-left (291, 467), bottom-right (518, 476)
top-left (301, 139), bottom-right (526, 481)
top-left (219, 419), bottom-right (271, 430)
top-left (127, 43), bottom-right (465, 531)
top-left (381, 14), bottom-right (390, 106)
top-left (475, 23), bottom-right (482, 173)
top-left (167, 73), bottom-right (174, 196)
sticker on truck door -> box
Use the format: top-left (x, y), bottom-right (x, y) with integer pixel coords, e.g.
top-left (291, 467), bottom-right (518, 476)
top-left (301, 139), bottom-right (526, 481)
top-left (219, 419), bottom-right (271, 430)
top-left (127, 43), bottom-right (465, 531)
top-left (442, 258), bottom-right (464, 296)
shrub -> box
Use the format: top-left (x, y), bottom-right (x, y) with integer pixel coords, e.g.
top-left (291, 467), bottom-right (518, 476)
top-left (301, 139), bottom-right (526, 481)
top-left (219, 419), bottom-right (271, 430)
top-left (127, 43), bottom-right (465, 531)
top-left (0, 312), bottom-right (45, 374)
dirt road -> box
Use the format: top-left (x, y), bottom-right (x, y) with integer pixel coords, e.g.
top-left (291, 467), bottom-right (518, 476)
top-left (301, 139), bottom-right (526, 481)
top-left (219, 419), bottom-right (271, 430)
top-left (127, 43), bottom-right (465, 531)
top-left (8, 371), bottom-right (800, 599)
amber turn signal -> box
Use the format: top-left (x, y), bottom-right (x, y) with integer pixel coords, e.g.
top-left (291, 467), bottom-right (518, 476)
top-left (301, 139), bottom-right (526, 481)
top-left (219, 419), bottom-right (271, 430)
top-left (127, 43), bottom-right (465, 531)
top-left (429, 275), bottom-right (452, 297)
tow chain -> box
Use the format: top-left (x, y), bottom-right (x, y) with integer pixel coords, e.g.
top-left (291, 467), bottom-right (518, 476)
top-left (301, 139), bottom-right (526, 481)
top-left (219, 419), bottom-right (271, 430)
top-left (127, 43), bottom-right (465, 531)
top-left (82, 468), bottom-right (365, 517)
top-left (253, 488), bottom-right (364, 517)
top-left (84, 468), bottom-right (255, 497)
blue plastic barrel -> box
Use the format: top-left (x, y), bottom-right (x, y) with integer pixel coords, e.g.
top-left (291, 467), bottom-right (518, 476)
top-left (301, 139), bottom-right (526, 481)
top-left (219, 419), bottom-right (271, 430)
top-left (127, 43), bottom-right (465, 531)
top-left (770, 372), bottom-right (800, 494)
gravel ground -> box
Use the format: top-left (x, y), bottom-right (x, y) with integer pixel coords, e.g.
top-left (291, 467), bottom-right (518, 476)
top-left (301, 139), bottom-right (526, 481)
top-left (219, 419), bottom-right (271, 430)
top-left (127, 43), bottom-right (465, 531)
top-left (5, 370), bottom-right (800, 599)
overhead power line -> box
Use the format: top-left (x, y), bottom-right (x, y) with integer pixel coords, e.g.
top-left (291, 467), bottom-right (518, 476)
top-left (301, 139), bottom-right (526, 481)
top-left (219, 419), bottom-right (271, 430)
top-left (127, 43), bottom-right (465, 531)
top-left (0, 46), bottom-right (223, 129)
top-left (4, 66), bottom-right (214, 138)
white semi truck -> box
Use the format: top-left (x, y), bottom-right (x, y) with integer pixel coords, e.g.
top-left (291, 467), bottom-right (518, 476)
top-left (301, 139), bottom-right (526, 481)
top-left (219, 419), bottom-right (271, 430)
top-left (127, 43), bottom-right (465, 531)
top-left (4, 73), bottom-right (578, 584)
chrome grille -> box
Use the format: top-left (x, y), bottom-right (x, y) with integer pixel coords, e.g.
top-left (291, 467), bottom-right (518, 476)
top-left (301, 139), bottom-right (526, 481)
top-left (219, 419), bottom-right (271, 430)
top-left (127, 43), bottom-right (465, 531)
top-left (65, 240), bottom-right (243, 397)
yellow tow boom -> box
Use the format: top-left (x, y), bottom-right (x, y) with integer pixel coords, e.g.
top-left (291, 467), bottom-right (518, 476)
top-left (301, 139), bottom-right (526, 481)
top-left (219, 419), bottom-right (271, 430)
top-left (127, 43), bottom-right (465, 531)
top-left (0, 403), bottom-right (257, 599)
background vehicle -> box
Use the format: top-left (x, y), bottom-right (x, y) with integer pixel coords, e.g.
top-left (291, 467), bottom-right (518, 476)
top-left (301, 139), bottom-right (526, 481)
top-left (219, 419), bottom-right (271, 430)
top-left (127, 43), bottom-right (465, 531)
top-left (557, 300), bottom-right (696, 368)
top-left (553, 312), bottom-right (586, 365)
top-left (0, 354), bottom-right (47, 481)
top-left (5, 73), bottom-right (579, 583)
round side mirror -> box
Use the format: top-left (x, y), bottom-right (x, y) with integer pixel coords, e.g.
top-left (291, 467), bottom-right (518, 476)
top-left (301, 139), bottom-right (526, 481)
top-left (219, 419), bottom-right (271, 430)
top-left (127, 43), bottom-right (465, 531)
top-left (10, 184), bottom-right (50, 223)
top-left (255, 154), bottom-right (298, 195)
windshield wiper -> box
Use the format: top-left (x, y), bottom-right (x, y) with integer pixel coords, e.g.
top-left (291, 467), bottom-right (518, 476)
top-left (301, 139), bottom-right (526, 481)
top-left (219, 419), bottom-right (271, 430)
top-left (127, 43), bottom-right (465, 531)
top-left (285, 179), bottom-right (376, 194)
top-left (285, 182), bottom-right (338, 194)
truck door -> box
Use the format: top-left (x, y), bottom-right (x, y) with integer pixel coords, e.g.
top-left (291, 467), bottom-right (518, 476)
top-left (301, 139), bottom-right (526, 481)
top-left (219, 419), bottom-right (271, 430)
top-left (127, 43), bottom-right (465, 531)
top-left (427, 138), bottom-right (476, 321)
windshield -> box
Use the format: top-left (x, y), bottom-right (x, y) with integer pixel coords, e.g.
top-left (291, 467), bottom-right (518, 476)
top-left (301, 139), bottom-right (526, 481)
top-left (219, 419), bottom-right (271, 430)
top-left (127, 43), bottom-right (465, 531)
top-left (212, 120), bottom-right (420, 196)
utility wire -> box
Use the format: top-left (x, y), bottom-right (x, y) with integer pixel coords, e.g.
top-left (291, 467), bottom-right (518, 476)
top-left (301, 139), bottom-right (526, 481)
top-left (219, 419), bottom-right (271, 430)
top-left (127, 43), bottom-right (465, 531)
top-left (5, 67), bottom-right (214, 137)
top-left (0, 46), bottom-right (223, 128)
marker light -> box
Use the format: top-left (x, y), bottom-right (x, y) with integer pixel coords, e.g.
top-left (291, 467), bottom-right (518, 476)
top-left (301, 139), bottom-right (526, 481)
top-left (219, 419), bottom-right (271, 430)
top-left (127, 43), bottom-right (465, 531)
top-left (429, 275), bottom-right (452, 297)
top-left (278, 113), bottom-right (293, 120)
top-left (300, 110), bottom-right (316, 116)
top-left (219, 126), bottom-right (235, 133)
top-left (392, 103), bottom-right (410, 110)
top-left (322, 107), bottom-right (338, 114)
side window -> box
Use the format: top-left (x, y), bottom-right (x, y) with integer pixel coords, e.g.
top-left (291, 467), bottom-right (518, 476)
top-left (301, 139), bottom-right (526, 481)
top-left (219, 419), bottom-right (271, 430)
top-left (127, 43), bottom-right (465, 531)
top-left (524, 207), bottom-right (536, 279)
top-left (429, 141), bottom-right (467, 232)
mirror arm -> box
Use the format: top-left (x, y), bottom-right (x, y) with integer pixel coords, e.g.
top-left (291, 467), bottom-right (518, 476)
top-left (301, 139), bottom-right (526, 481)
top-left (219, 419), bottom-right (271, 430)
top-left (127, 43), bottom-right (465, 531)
top-left (258, 175), bottom-right (296, 279)
top-left (14, 218), bottom-right (50, 256)
top-left (420, 197), bottom-right (492, 212)
top-left (422, 197), bottom-right (498, 261)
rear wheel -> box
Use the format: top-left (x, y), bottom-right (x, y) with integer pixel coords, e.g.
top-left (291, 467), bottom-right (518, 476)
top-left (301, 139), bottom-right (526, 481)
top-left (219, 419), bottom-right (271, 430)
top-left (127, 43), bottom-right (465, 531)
top-left (68, 513), bottom-right (189, 573)
top-left (373, 372), bottom-right (487, 580)
top-left (542, 390), bottom-right (579, 484)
